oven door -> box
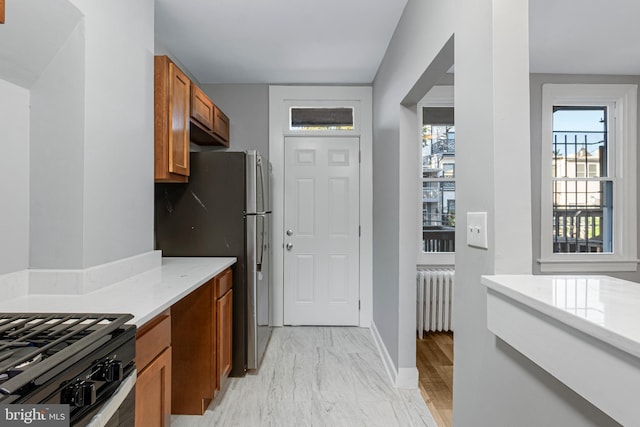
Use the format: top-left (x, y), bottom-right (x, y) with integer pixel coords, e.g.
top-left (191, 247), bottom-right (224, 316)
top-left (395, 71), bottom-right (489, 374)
top-left (83, 370), bottom-right (136, 427)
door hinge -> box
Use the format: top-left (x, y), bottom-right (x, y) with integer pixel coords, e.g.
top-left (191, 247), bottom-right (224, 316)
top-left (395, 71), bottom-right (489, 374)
top-left (359, 225), bottom-right (361, 237)
top-left (359, 151), bottom-right (361, 163)
top-left (358, 300), bottom-right (361, 310)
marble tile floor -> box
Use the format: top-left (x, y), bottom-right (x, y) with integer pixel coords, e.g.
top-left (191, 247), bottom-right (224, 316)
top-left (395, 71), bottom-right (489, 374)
top-left (172, 327), bottom-right (438, 427)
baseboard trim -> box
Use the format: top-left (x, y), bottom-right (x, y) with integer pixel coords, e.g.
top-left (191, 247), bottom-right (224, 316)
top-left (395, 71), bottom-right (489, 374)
top-left (370, 320), bottom-right (398, 387)
top-left (370, 320), bottom-right (419, 389)
top-left (396, 367), bottom-right (419, 389)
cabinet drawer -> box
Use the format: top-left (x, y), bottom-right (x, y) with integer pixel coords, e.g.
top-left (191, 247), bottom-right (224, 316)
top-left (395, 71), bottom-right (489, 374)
top-left (215, 268), bottom-right (233, 298)
top-left (136, 310), bottom-right (171, 370)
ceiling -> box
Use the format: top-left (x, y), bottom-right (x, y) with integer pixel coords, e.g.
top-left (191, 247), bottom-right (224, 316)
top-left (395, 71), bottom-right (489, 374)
top-left (154, 0), bottom-right (408, 85)
top-left (155, 0), bottom-right (640, 85)
top-left (0, 0), bottom-right (81, 88)
top-left (2, 1), bottom-right (639, 90)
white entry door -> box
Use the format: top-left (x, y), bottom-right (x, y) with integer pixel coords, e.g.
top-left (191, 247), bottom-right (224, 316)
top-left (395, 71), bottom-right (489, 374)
top-left (283, 136), bottom-right (360, 325)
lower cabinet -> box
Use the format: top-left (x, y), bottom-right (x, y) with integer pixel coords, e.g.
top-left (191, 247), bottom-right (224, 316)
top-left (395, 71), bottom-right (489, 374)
top-left (135, 311), bottom-right (172, 427)
top-left (135, 348), bottom-right (171, 427)
top-left (215, 269), bottom-right (233, 389)
top-left (170, 281), bottom-right (214, 415)
top-left (171, 268), bottom-right (233, 415)
top-left (134, 268), bottom-right (233, 420)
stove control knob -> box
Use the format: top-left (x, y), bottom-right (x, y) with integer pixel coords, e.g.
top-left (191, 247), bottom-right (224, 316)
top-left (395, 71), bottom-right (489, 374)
top-left (61, 380), bottom-right (96, 407)
top-left (96, 360), bottom-right (123, 382)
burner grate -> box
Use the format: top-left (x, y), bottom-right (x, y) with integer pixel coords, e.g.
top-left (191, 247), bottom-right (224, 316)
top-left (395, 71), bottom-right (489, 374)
top-left (0, 313), bottom-right (133, 394)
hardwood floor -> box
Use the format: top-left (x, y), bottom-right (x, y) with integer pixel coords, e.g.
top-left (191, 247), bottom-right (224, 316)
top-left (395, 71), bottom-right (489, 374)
top-left (416, 332), bottom-right (453, 427)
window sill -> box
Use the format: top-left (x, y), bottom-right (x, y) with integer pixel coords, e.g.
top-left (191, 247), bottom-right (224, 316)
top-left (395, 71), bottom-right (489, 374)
top-left (418, 252), bottom-right (455, 266)
top-left (537, 257), bottom-right (639, 273)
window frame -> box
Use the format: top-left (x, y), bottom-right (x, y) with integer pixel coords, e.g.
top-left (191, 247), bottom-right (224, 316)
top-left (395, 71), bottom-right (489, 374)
top-left (417, 85), bottom-right (455, 266)
top-left (283, 100), bottom-right (361, 136)
top-left (539, 83), bottom-right (638, 272)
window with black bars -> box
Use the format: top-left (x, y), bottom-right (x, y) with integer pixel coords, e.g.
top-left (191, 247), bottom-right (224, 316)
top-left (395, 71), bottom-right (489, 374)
top-left (421, 107), bottom-right (455, 253)
top-left (551, 106), bottom-right (613, 253)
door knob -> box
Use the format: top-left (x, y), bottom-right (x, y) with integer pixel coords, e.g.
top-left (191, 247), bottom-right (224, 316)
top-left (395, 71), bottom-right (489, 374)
top-left (286, 243), bottom-right (293, 251)
top-left (286, 229), bottom-right (293, 236)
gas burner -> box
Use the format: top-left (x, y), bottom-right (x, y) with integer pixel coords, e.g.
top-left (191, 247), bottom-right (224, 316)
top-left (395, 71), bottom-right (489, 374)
top-left (6, 348), bottom-right (43, 378)
top-left (0, 346), bottom-right (43, 381)
top-left (0, 313), bottom-right (136, 426)
top-left (0, 313), bottom-right (132, 394)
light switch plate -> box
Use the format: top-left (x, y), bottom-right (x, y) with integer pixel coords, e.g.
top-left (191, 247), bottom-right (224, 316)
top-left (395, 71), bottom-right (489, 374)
top-left (467, 212), bottom-right (488, 249)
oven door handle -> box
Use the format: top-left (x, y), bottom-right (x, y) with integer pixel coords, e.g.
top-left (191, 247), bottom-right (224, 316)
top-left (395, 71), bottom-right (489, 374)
top-left (86, 369), bottom-right (137, 427)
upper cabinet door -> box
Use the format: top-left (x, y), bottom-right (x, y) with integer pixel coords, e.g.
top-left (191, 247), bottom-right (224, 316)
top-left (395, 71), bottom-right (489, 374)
top-left (168, 63), bottom-right (190, 176)
top-left (213, 107), bottom-right (230, 146)
top-left (154, 56), bottom-right (190, 183)
top-left (191, 84), bottom-right (215, 131)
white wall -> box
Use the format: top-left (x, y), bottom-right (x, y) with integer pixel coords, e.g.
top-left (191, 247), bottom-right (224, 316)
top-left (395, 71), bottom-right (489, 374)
top-left (0, 79), bottom-right (30, 275)
top-left (154, 39), bottom-right (200, 84)
top-left (70, 0), bottom-right (155, 268)
top-left (29, 0), bottom-right (155, 270)
top-left (30, 22), bottom-right (85, 269)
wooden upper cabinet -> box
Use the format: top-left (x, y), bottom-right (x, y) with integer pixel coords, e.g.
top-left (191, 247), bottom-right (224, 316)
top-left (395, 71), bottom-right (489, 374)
top-left (0, 0), bottom-right (5, 24)
top-left (189, 87), bottom-right (230, 147)
top-left (154, 56), bottom-right (190, 183)
top-left (213, 107), bottom-right (230, 146)
top-left (190, 84), bottom-right (214, 131)
top-left (155, 55), bottom-right (231, 181)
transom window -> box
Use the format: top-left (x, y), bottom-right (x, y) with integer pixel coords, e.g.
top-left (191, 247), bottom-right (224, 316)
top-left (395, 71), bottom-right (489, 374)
top-left (289, 107), bottom-right (354, 131)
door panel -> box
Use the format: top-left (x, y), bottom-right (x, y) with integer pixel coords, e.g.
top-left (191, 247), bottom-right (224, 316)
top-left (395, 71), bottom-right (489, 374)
top-left (284, 136), bottom-right (359, 325)
top-left (296, 178), bottom-right (315, 235)
top-left (168, 63), bottom-right (190, 176)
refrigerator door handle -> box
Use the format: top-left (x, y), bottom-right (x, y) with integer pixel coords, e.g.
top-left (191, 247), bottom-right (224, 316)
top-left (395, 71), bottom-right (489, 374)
top-left (257, 156), bottom-right (266, 213)
top-left (257, 215), bottom-right (265, 272)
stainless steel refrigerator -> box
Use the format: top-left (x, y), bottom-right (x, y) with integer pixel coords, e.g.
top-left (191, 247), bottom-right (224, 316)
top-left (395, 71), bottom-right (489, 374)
top-left (155, 150), bottom-right (272, 376)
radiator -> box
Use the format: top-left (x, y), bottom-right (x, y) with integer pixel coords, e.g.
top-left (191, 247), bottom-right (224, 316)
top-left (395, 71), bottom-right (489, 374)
top-left (416, 268), bottom-right (454, 337)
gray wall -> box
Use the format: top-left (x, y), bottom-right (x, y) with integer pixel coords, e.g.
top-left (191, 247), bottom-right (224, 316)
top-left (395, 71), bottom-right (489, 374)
top-left (530, 73), bottom-right (640, 282)
top-left (0, 79), bottom-right (30, 275)
top-left (374, 0), bottom-right (621, 425)
top-left (372, 0), bottom-right (455, 370)
top-left (453, 2), bottom-right (618, 426)
top-left (198, 84), bottom-right (270, 163)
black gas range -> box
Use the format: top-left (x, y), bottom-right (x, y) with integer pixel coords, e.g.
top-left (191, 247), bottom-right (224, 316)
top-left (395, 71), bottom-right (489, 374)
top-left (0, 313), bottom-right (136, 426)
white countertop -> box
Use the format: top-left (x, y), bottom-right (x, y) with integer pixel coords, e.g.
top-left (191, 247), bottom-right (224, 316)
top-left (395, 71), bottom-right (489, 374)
top-left (0, 257), bottom-right (236, 327)
top-left (482, 274), bottom-right (640, 359)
